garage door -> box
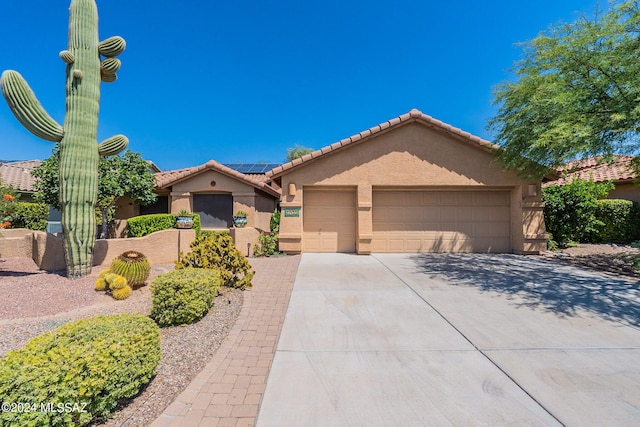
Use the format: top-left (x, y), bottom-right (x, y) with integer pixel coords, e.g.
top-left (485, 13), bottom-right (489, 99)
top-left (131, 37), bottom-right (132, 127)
top-left (372, 189), bottom-right (511, 253)
top-left (303, 188), bottom-right (356, 252)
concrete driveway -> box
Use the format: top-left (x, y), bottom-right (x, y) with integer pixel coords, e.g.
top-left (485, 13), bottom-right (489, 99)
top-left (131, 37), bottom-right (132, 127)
top-left (257, 253), bottom-right (640, 426)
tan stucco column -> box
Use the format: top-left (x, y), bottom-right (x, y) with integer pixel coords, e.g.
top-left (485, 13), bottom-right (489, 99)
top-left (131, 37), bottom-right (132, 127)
top-left (232, 192), bottom-right (257, 227)
top-left (521, 182), bottom-right (548, 254)
top-left (357, 184), bottom-right (373, 254)
top-left (278, 181), bottom-right (303, 253)
top-left (170, 192), bottom-right (191, 214)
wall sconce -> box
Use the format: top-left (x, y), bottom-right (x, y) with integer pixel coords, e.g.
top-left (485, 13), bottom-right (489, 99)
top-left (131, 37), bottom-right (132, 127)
top-left (288, 182), bottom-right (297, 196)
top-left (527, 184), bottom-right (538, 197)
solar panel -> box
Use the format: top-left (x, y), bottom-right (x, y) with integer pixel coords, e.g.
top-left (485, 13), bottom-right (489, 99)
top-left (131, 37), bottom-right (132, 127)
top-left (224, 163), bottom-right (281, 174)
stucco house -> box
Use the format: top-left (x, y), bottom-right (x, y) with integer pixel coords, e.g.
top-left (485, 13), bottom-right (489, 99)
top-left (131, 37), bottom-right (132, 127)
top-left (550, 155), bottom-right (640, 203)
top-left (151, 160), bottom-right (280, 231)
top-left (266, 109), bottom-right (547, 254)
top-left (0, 160), bottom-right (42, 202)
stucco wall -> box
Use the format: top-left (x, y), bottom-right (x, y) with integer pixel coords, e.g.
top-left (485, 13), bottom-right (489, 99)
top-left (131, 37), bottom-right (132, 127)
top-left (1, 229), bottom-right (196, 272)
top-left (608, 182), bottom-right (640, 204)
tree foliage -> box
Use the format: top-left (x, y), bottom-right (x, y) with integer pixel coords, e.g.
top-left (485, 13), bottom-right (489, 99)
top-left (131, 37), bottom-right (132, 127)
top-left (489, 1), bottom-right (640, 177)
top-left (32, 146), bottom-right (157, 238)
top-left (285, 144), bottom-right (314, 162)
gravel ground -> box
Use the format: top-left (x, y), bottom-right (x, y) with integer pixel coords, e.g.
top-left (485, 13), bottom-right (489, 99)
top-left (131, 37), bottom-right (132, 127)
top-left (540, 243), bottom-right (640, 278)
top-left (0, 257), bottom-right (243, 427)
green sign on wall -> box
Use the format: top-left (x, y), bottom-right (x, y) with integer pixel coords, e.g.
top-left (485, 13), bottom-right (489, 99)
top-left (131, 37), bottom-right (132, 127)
top-left (283, 208), bottom-right (300, 217)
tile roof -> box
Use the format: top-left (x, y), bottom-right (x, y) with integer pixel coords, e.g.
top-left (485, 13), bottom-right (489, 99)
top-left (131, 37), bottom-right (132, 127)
top-left (0, 160), bottom-right (42, 193)
top-left (154, 160), bottom-right (280, 197)
top-left (266, 109), bottom-right (499, 178)
top-left (550, 155), bottom-right (637, 186)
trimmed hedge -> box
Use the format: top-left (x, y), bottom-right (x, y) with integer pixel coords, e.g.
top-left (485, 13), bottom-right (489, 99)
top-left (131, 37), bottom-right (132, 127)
top-left (150, 268), bottom-right (222, 326)
top-left (126, 213), bottom-right (201, 237)
top-left (0, 314), bottom-right (161, 426)
top-left (592, 199), bottom-right (640, 243)
top-left (11, 202), bottom-right (49, 231)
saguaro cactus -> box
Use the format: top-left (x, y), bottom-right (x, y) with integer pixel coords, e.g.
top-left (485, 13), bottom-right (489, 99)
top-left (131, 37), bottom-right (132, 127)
top-left (1, 0), bottom-right (128, 278)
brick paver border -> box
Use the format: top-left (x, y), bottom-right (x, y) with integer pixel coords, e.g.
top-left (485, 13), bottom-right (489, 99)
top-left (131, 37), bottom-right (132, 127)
top-left (151, 255), bottom-right (301, 427)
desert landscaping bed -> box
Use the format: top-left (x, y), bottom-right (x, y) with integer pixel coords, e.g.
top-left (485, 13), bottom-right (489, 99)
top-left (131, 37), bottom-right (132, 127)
top-left (0, 257), bottom-right (243, 427)
top-left (540, 243), bottom-right (640, 278)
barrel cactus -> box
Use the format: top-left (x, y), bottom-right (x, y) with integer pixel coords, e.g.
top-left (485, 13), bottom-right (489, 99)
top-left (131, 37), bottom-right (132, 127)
top-left (0, 0), bottom-right (128, 278)
top-left (110, 251), bottom-right (151, 287)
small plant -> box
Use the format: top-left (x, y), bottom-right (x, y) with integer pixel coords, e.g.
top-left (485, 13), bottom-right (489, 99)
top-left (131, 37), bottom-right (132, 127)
top-left (255, 232), bottom-right (279, 257)
top-left (256, 210), bottom-right (281, 257)
top-left (110, 250), bottom-right (151, 287)
top-left (234, 210), bottom-right (247, 217)
top-left (177, 209), bottom-right (190, 216)
top-left (0, 314), bottom-right (161, 426)
top-left (150, 268), bottom-right (221, 326)
top-left (175, 232), bottom-right (254, 289)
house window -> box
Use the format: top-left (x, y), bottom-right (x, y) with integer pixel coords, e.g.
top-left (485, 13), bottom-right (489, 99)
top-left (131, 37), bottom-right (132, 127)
top-left (193, 194), bottom-right (233, 228)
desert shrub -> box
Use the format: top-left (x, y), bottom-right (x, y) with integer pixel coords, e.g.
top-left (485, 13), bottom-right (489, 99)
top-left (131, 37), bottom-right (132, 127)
top-left (591, 199), bottom-right (640, 243)
top-left (110, 250), bottom-right (151, 287)
top-left (175, 232), bottom-right (254, 289)
top-left (150, 268), bottom-right (221, 326)
top-left (254, 232), bottom-right (279, 257)
top-left (542, 178), bottom-right (613, 246)
top-left (0, 314), bottom-right (160, 427)
top-left (255, 210), bottom-right (280, 257)
top-left (10, 202), bottom-right (49, 231)
top-left (126, 214), bottom-right (201, 237)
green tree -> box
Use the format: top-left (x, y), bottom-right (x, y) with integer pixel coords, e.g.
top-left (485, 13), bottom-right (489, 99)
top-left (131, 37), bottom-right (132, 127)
top-left (285, 145), bottom-right (314, 162)
top-left (489, 1), bottom-right (640, 177)
top-left (32, 146), bottom-right (157, 239)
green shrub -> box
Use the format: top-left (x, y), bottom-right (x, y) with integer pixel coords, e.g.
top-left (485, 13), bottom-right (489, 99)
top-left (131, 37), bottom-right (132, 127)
top-left (126, 213), bottom-right (201, 237)
top-left (254, 232), bottom-right (279, 257)
top-left (150, 268), bottom-right (221, 326)
top-left (542, 178), bottom-right (614, 246)
top-left (591, 199), bottom-right (640, 243)
top-left (175, 232), bottom-right (254, 289)
top-left (255, 210), bottom-right (281, 257)
top-left (126, 214), bottom-right (176, 237)
top-left (11, 202), bottom-right (49, 231)
top-left (270, 209), bottom-right (281, 233)
top-left (0, 314), bottom-right (160, 427)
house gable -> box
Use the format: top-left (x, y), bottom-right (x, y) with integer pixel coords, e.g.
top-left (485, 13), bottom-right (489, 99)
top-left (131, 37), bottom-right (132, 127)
top-left (277, 121), bottom-right (520, 187)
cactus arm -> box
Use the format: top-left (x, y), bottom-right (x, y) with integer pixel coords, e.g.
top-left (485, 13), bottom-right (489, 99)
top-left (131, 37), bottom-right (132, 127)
top-left (98, 134), bottom-right (128, 156)
top-left (99, 36), bottom-right (126, 57)
top-left (0, 70), bottom-right (64, 142)
top-left (60, 50), bottom-right (75, 64)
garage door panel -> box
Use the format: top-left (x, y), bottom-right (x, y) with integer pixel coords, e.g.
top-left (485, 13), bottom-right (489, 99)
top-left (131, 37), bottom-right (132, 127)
top-left (303, 189), bottom-right (356, 253)
top-left (372, 190), bottom-right (511, 253)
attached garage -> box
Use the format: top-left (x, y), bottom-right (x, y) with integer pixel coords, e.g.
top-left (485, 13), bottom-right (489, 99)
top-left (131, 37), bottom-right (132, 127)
top-left (267, 109), bottom-right (548, 255)
top-left (303, 188), bottom-right (356, 252)
top-left (371, 188), bottom-right (511, 253)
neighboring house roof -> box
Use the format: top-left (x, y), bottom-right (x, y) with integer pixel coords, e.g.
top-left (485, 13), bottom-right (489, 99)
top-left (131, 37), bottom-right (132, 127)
top-left (0, 160), bottom-right (42, 193)
top-left (266, 109), bottom-right (499, 178)
top-left (154, 160), bottom-right (280, 197)
top-left (550, 155), bottom-right (636, 186)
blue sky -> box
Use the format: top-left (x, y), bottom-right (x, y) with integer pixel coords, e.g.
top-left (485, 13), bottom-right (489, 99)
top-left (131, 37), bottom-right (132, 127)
top-left (0, 0), bottom-right (600, 171)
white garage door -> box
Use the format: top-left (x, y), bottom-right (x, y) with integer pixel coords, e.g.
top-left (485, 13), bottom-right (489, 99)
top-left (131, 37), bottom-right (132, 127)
top-left (372, 189), bottom-right (511, 253)
top-left (303, 188), bottom-right (356, 252)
